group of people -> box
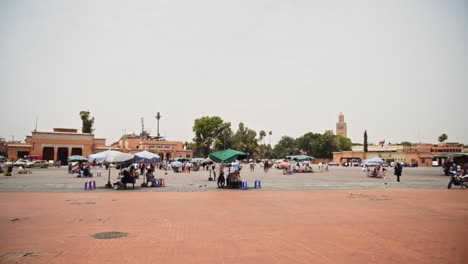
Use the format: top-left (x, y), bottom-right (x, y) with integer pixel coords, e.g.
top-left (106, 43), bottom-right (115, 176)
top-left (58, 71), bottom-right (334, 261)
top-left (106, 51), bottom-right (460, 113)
top-left (447, 162), bottom-right (468, 176)
top-left (215, 163), bottom-right (242, 188)
top-left (364, 164), bottom-right (388, 178)
top-left (317, 162), bottom-right (329, 172)
top-left (69, 162), bottom-right (94, 177)
top-left (114, 166), bottom-right (137, 189)
top-left (444, 161), bottom-right (468, 176)
top-left (283, 162), bottom-right (314, 175)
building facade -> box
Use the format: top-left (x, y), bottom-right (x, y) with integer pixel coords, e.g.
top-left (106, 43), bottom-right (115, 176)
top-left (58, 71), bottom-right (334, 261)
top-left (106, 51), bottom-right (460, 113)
top-left (333, 143), bottom-right (465, 166)
top-left (4, 128), bottom-right (192, 163)
top-left (6, 128), bottom-right (109, 164)
top-left (336, 112), bottom-right (347, 138)
top-left (117, 133), bottom-right (193, 160)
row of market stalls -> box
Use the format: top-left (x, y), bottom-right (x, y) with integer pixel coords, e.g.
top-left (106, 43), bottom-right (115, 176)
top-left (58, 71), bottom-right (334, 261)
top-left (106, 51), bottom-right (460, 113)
top-left (71, 148), bottom-right (326, 188)
top-left (67, 149), bottom-right (251, 188)
top-left (432, 153), bottom-right (468, 166)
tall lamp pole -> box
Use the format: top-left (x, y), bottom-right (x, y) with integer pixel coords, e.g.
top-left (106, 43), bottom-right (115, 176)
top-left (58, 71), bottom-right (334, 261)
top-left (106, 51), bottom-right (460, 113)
top-left (155, 112), bottom-right (162, 139)
top-left (165, 147), bottom-right (173, 175)
top-left (165, 156), bottom-right (168, 175)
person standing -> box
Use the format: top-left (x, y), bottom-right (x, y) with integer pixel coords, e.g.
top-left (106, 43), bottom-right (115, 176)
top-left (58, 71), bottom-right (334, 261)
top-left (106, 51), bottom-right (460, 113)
top-left (394, 162), bottom-right (403, 182)
top-left (139, 163), bottom-right (145, 176)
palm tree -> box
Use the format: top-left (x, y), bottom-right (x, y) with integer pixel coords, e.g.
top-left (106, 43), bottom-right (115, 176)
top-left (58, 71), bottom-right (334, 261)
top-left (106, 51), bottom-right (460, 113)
top-left (438, 133), bottom-right (448, 143)
top-left (269, 131), bottom-right (272, 145)
top-left (259, 130), bottom-right (266, 145)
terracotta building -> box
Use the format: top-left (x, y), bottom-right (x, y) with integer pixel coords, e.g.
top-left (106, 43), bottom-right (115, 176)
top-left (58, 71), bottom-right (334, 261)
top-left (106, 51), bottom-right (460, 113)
top-left (404, 143), bottom-right (433, 166)
top-left (0, 138), bottom-right (8, 156)
top-left (333, 145), bottom-right (405, 165)
top-left (4, 128), bottom-right (192, 163)
top-left (333, 143), bottom-right (465, 167)
top-left (7, 128), bottom-right (110, 164)
top-left (117, 132), bottom-right (192, 160)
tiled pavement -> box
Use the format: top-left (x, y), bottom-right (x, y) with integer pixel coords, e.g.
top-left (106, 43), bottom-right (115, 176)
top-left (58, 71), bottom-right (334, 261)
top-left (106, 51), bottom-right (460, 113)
top-left (1, 165), bottom-right (466, 263)
top-left (0, 165), bottom-right (451, 192)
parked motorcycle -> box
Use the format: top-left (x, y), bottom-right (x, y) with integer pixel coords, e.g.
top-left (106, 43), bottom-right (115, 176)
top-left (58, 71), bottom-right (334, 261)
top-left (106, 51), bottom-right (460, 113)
top-left (447, 171), bottom-right (468, 189)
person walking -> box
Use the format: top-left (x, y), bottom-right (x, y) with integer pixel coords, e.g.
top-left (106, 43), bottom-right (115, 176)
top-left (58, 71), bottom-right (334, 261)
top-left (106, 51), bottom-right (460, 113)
top-left (394, 162), bottom-right (403, 182)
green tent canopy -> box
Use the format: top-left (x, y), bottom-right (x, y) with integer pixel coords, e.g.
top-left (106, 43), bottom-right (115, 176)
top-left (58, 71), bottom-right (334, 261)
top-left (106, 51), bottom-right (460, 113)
top-left (0, 155), bottom-right (5, 161)
top-left (433, 153), bottom-right (468, 159)
top-left (209, 149), bottom-right (248, 163)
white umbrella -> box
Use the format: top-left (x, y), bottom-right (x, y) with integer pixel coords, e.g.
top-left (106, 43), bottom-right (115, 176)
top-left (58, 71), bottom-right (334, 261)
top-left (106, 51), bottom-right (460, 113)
top-left (89, 150), bottom-right (134, 188)
top-left (88, 150), bottom-right (111, 163)
top-left (89, 150), bottom-right (134, 164)
top-left (171, 161), bottom-right (183, 168)
top-left (104, 151), bottom-right (134, 163)
top-left (134, 151), bottom-right (161, 163)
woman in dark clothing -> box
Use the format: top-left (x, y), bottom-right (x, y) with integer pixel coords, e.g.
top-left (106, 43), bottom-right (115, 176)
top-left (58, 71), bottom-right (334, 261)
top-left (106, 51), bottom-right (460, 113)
top-left (217, 171), bottom-right (225, 188)
top-left (394, 162), bottom-right (403, 182)
top-left (117, 169), bottom-right (135, 189)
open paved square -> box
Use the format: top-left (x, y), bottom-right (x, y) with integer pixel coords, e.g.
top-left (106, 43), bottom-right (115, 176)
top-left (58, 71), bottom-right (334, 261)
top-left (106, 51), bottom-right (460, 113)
top-left (1, 166), bottom-right (467, 263)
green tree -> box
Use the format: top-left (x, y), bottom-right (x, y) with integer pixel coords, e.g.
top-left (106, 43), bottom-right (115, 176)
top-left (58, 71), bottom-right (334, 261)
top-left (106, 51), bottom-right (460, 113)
top-left (311, 130), bottom-right (337, 159)
top-left (269, 131), bottom-right (272, 145)
top-left (296, 132), bottom-right (321, 156)
top-left (213, 127), bottom-right (234, 151)
top-left (232, 123), bottom-right (259, 158)
top-left (438, 133), bottom-right (448, 143)
top-left (294, 131), bottom-right (351, 159)
top-left (257, 130), bottom-right (268, 159)
top-left (272, 136), bottom-right (297, 158)
top-left (259, 130), bottom-right (266, 145)
top-left (364, 130), bottom-right (368, 153)
top-left (336, 135), bottom-right (352, 151)
top-left (401, 141), bottom-right (412, 147)
top-left (264, 144), bottom-right (273, 159)
top-left (192, 116), bottom-right (231, 157)
top-left (80, 111), bottom-right (94, 133)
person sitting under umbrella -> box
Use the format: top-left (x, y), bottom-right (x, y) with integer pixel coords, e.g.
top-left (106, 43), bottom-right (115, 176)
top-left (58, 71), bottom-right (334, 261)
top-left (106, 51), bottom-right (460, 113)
top-left (145, 169), bottom-right (157, 187)
top-left (114, 169), bottom-right (135, 189)
top-left (217, 171), bottom-right (225, 188)
top-left (227, 170), bottom-right (241, 188)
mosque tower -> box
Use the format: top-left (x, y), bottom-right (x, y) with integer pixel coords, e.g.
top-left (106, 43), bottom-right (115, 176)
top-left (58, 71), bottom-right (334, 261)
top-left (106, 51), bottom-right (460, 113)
top-left (336, 112), bottom-right (347, 137)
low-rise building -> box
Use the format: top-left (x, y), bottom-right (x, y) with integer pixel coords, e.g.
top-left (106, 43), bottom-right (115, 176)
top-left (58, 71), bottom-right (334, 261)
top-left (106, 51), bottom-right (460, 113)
top-left (6, 128), bottom-right (110, 164)
top-left (333, 145), bottom-right (405, 165)
top-left (4, 128), bottom-right (192, 163)
top-left (333, 142), bottom-right (466, 167)
top-left (117, 132), bottom-right (192, 160)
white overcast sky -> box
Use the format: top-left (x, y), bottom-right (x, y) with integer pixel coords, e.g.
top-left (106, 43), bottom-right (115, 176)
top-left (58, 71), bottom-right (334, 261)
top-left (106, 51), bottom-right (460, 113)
top-left (1, 0), bottom-right (467, 146)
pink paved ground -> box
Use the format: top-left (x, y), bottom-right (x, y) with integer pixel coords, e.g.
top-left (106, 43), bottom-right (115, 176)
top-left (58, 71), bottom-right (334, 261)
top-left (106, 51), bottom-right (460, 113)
top-left (1, 190), bottom-right (467, 264)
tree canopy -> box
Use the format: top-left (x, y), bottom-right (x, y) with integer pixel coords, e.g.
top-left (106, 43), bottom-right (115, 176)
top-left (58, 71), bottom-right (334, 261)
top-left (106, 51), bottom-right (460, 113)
top-left (80, 111), bottom-right (94, 133)
top-left (232, 123), bottom-right (259, 158)
top-left (192, 116), bottom-right (231, 158)
top-left (401, 141), bottom-right (412, 146)
top-left (188, 116), bottom-right (356, 159)
top-left (438, 133), bottom-right (448, 143)
top-left (363, 130), bottom-right (368, 152)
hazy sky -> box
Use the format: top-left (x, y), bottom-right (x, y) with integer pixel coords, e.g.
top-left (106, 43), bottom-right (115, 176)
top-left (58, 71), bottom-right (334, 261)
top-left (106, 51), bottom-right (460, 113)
top-left (1, 0), bottom-right (467, 146)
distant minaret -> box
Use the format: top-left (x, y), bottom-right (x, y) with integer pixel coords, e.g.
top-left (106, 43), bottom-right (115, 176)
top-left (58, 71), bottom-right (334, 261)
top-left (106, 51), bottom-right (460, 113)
top-left (336, 112), bottom-right (347, 137)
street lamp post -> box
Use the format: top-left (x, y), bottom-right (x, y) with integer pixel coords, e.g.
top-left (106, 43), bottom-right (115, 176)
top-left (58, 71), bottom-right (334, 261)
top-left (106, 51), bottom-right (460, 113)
top-left (165, 153), bottom-right (168, 175)
top-left (165, 147), bottom-right (174, 175)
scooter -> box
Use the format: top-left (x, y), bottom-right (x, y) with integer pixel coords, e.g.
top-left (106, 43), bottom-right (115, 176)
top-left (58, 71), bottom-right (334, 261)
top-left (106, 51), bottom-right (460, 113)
top-left (447, 171), bottom-right (468, 189)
